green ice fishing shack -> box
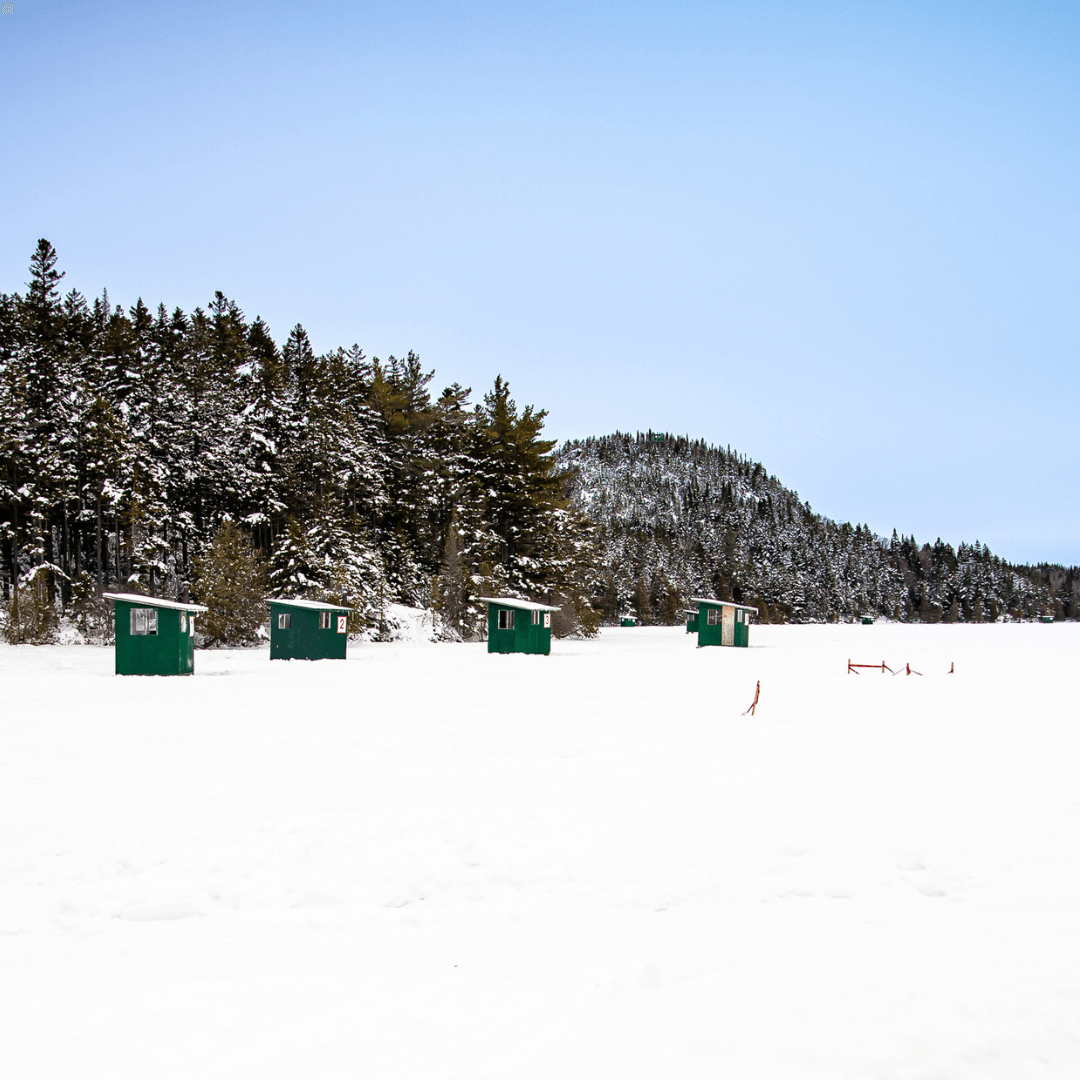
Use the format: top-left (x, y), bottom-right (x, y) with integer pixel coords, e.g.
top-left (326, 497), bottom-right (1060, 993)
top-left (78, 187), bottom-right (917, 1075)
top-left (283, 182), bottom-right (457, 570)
top-left (691, 597), bottom-right (758, 648)
top-left (684, 608), bottom-right (699, 634)
top-left (479, 597), bottom-right (560, 655)
top-left (104, 593), bottom-right (207, 676)
top-left (267, 598), bottom-right (352, 660)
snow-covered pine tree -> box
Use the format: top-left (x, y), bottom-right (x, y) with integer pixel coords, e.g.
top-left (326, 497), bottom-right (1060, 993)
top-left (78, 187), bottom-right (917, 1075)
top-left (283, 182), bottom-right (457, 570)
top-left (238, 317), bottom-right (292, 558)
top-left (14, 240), bottom-right (72, 615)
top-left (192, 519), bottom-right (267, 646)
top-left (432, 512), bottom-right (468, 639)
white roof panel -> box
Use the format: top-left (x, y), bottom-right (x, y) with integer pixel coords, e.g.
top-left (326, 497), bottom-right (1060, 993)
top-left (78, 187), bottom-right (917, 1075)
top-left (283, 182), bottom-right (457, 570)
top-left (477, 596), bottom-right (561, 613)
top-left (103, 593), bottom-right (208, 613)
top-left (690, 597), bottom-right (760, 614)
top-left (265, 598), bottom-right (355, 612)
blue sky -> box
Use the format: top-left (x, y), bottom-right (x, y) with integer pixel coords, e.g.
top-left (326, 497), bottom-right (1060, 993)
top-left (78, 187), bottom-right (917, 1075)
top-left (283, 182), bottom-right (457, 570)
top-left (2, 1), bottom-right (1078, 563)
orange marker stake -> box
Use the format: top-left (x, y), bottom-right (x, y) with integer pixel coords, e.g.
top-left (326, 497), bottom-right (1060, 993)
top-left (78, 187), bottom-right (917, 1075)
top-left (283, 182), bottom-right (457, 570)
top-left (743, 680), bottom-right (761, 716)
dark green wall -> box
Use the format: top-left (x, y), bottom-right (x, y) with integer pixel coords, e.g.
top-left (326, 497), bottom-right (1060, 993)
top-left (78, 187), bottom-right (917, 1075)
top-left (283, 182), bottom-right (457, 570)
top-left (696, 601), bottom-right (751, 648)
top-left (269, 604), bottom-right (349, 660)
top-left (486, 605), bottom-right (552, 655)
top-left (113, 600), bottom-right (195, 675)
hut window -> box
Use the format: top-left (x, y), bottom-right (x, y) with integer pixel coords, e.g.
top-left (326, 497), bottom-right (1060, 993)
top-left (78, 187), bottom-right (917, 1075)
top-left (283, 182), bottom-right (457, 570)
top-left (531, 610), bottom-right (540, 625)
top-left (707, 608), bottom-right (721, 626)
top-left (543, 613), bottom-right (551, 628)
top-left (736, 610), bottom-right (742, 623)
top-left (130, 608), bottom-right (157, 635)
top-left (189, 616), bottom-right (196, 636)
top-left (180, 613), bottom-right (187, 633)
top-left (498, 609), bottom-right (514, 630)
top-left (278, 613), bottom-right (292, 630)
top-left (319, 611), bottom-right (331, 629)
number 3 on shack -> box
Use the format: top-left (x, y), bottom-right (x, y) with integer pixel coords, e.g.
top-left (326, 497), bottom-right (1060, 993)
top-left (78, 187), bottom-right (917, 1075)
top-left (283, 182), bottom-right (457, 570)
top-left (479, 597), bottom-right (559, 655)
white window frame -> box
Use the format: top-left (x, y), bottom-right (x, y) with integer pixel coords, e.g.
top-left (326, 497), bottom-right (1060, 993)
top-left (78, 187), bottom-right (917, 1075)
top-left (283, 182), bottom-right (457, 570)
top-left (319, 611), bottom-right (331, 629)
top-left (531, 609), bottom-right (540, 625)
top-left (130, 608), bottom-right (158, 635)
top-left (498, 609), bottom-right (515, 630)
top-left (278, 613), bottom-right (292, 630)
top-left (707, 608), bottom-right (721, 626)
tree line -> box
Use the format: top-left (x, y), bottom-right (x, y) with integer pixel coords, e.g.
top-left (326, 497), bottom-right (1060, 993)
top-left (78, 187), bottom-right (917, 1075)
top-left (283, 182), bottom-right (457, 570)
top-left (0, 240), bottom-right (599, 643)
top-left (3, 242), bottom-right (1075, 644)
top-left (559, 432), bottom-right (1080, 624)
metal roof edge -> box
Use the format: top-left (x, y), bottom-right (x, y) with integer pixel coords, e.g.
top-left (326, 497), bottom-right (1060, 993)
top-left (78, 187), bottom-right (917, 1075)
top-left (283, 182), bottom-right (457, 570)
top-left (477, 596), bottom-right (561, 613)
top-left (689, 597), bottom-right (760, 613)
top-left (103, 592), bottom-right (208, 613)
top-left (264, 598), bottom-right (355, 612)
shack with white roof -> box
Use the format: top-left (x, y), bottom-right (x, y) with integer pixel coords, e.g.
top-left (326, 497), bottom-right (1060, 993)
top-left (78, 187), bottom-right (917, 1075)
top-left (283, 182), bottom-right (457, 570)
top-left (691, 597), bottom-right (758, 648)
top-left (267, 598), bottom-right (352, 661)
top-left (478, 597), bottom-right (560, 655)
top-left (104, 592), bottom-right (207, 675)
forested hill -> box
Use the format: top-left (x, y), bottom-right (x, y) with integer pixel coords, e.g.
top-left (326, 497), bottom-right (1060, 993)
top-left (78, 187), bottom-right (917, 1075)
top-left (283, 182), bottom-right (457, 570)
top-left (2, 239), bottom-right (1077, 643)
top-left (558, 432), bottom-right (1079, 624)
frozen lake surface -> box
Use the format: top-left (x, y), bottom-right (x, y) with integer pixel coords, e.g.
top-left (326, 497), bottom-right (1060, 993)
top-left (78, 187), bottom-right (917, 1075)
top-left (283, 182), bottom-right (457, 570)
top-left (2, 622), bottom-right (1079, 1078)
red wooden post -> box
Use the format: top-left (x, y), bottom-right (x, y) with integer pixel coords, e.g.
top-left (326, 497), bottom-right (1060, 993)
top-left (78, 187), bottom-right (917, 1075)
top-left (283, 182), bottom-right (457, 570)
top-left (743, 680), bottom-right (761, 716)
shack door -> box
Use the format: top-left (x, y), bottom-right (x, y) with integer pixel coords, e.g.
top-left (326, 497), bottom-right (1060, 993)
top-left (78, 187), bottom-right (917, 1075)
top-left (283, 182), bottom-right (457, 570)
top-left (721, 605), bottom-right (735, 646)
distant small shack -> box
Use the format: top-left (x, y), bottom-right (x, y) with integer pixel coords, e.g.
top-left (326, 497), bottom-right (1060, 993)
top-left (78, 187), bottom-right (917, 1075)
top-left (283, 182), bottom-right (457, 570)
top-left (479, 597), bottom-right (559, 655)
top-left (684, 609), bottom-right (699, 634)
top-left (267, 599), bottom-right (352, 661)
top-left (691, 598), bottom-right (758, 648)
top-left (860, 615), bottom-right (874, 626)
top-left (620, 616), bottom-right (638, 627)
top-left (105, 593), bottom-right (207, 676)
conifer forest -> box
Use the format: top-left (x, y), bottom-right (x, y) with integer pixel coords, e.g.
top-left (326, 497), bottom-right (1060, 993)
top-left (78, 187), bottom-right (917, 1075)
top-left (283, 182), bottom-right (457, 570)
top-left (1, 241), bottom-right (1076, 643)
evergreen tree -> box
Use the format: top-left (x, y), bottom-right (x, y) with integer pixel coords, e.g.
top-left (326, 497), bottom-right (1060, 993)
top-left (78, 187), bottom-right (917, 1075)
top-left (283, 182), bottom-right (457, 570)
top-left (433, 513), bottom-right (468, 639)
top-left (192, 520), bottom-right (267, 646)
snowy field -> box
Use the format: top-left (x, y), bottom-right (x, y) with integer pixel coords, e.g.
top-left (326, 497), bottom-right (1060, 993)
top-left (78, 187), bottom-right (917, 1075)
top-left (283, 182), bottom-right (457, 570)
top-left (2, 622), bottom-right (1079, 1079)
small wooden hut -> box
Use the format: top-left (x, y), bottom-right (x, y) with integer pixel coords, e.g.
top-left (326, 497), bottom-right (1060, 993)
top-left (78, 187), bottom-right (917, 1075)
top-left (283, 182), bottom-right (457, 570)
top-left (691, 597), bottom-right (758, 648)
top-left (479, 597), bottom-right (559, 655)
top-left (267, 599), bottom-right (352, 661)
top-left (105, 593), bottom-right (207, 676)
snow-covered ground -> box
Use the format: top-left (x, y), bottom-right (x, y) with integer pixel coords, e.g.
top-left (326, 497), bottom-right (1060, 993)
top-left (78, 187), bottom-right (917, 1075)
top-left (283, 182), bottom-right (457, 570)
top-left (2, 623), bottom-right (1079, 1078)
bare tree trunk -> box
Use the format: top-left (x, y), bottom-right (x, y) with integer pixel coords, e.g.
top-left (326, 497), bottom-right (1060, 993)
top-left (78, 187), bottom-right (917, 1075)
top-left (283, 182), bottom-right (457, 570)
top-left (73, 495), bottom-right (82, 580)
top-left (10, 465), bottom-right (21, 643)
top-left (95, 498), bottom-right (103, 590)
top-left (61, 503), bottom-right (71, 606)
